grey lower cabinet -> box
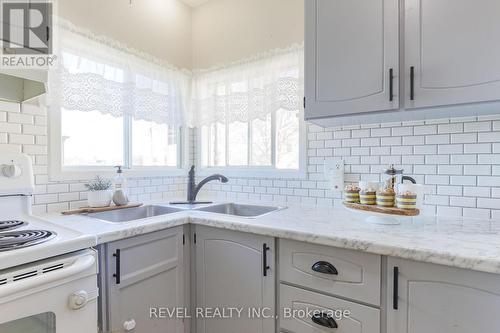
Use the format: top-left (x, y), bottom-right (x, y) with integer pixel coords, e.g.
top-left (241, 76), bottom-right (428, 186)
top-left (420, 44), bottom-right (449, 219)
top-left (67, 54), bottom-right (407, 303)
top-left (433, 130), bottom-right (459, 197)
top-left (280, 284), bottom-right (380, 333)
top-left (99, 226), bottom-right (187, 333)
top-left (387, 257), bottom-right (500, 333)
top-left (194, 225), bottom-right (275, 333)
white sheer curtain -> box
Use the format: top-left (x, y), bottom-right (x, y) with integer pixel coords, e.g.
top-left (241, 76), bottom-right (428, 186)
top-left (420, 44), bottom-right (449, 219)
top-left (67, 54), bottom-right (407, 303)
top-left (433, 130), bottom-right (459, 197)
top-left (191, 44), bottom-right (304, 126)
top-left (49, 18), bottom-right (191, 126)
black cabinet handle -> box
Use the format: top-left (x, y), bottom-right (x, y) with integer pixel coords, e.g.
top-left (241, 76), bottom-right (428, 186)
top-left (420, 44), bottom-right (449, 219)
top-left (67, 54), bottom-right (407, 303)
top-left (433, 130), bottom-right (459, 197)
top-left (393, 266), bottom-right (399, 310)
top-left (263, 244), bottom-right (270, 276)
top-left (410, 66), bottom-right (415, 101)
top-left (389, 68), bottom-right (394, 102)
top-left (312, 261), bottom-right (338, 275)
top-left (113, 249), bottom-right (121, 285)
top-left (312, 312), bottom-right (338, 329)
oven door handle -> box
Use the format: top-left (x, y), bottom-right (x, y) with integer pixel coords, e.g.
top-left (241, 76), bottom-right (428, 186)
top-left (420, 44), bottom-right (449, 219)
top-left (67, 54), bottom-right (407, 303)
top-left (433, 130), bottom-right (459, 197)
top-left (0, 253), bottom-right (96, 300)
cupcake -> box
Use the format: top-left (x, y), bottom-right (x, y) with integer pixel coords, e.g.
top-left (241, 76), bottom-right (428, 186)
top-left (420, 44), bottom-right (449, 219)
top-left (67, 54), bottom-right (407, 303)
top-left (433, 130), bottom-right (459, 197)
top-left (376, 188), bottom-right (395, 207)
top-left (396, 191), bottom-right (417, 210)
top-left (359, 188), bottom-right (377, 205)
top-left (344, 185), bottom-right (360, 203)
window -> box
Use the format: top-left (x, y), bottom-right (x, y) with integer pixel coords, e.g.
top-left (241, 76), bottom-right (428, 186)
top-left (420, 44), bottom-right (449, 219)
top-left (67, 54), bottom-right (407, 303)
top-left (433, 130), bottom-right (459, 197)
top-left (49, 21), bottom-right (189, 179)
top-left (132, 119), bottom-right (179, 167)
top-left (62, 109), bottom-right (124, 167)
top-left (194, 45), bottom-right (304, 174)
top-left (200, 110), bottom-right (300, 170)
top-left (60, 109), bottom-right (181, 169)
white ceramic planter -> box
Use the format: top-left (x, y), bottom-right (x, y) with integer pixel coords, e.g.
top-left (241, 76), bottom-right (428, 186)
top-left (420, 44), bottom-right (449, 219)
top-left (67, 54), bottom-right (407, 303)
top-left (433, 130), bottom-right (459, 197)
top-left (87, 190), bottom-right (112, 208)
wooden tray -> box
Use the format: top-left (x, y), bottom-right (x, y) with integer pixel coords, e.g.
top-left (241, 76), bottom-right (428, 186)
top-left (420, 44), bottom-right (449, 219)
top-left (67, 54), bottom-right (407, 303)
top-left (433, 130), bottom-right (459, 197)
top-left (343, 202), bottom-right (420, 217)
top-left (61, 203), bottom-right (143, 215)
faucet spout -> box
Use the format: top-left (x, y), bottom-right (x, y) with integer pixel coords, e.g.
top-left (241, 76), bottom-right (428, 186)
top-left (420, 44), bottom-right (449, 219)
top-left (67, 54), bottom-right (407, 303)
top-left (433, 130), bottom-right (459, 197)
top-left (185, 166), bottom-right (228, 204)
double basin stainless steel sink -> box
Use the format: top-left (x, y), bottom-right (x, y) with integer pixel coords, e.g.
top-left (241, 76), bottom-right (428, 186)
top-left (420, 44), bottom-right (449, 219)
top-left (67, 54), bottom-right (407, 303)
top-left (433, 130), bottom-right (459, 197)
top-left (86, 203), bottom-right (285, 223)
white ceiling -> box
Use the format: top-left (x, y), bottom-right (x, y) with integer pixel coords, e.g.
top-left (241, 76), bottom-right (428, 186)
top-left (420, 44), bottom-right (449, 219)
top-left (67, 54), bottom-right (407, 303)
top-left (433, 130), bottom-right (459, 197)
top-left (180, 0), bottom-right (210, 7)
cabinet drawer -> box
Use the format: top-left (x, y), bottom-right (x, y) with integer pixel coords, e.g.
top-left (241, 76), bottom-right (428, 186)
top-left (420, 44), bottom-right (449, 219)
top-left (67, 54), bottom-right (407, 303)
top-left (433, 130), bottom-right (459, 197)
top-left (279, 240), bottom-right (381, 305)
top-left (280, 284), bottom-right (380, 333)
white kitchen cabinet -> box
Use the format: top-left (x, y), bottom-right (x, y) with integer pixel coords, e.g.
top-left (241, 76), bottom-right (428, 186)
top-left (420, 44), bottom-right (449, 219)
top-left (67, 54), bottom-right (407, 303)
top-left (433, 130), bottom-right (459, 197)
top-left (304, 0), bottom-right (399, 119)
top-left (101, 227), bottom-right (186, 333)
top-left (387, 257), bottom-right (500, 333)
top-left (405, 0), bottom-right (500, 109)
top-left (194, 226), bottom-right (275, 333)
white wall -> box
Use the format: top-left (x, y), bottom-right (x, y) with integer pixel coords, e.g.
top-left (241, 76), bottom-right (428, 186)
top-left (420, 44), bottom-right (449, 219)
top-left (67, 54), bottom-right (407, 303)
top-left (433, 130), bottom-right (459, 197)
top-left (191, 0), bottom-right (304, 69)
top-left (58, 0), bottom-right (193, 69)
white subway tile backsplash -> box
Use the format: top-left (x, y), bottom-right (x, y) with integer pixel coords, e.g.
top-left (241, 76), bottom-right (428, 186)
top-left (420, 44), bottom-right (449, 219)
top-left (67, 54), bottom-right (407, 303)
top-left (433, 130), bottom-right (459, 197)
top-left (371, 128), bottom-right (391, 137)
top-left (438, 144), bottom-right (463, 154)
top-left (438, 165), bottom-right (462, 175)
top-left (449, 196), bottom-right (476, 207)
top-left (478, 132), bottom-right (500, 142)
top-left (463, 187), bottom-right (490, 198)
top-left (450, 154), bottom-right (477, 165)
top-left (392, 127), bottom-right (413, 136)
top-left (464, 165), bottom-right (491, 176)
top-left (381, 136), bottom-right (402, 146)
top-left (463, 208), bottom-right (491, 219)
top-left (2, 102), bottom-right (500, 218)
top-left (477, 154), bottom-right (500, 164)
top-left (437, 185), bottom-right (462, 196)
top-left (450, 176), bottom-right (476, 186)
top-left (438, 123), bottom-right (463, 134)
top-left (477, 198), bottom-right (500, 209)
top-left (403, 136), bottom-right (425, 145)
top-left (8, 112), bottom-right (33, 124)
top-left (464, 121), bottom-right (491, 132)
top-left (9, 133), bottom-right (34, 144)
top-left (451, 133), bottom-right (477, 144)
top-left (414, 125), bottom-right (437, 135)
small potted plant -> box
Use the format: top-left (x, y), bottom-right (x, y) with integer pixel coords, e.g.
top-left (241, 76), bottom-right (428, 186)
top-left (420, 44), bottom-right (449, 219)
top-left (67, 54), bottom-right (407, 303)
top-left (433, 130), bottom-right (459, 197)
top-left (85, 176), bottom-right (113, 208)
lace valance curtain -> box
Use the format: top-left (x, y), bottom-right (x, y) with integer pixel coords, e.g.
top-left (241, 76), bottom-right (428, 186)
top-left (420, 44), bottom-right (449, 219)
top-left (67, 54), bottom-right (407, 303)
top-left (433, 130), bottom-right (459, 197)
top-left (191, 44), bottom-right (304, 126)
top-left (49, 19), bottom-right (191, 126)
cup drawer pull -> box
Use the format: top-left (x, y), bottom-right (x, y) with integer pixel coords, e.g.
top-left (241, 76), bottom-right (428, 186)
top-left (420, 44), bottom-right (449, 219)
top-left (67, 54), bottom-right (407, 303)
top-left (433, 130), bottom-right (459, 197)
top-left (312, 261), bottom-right (338, 275)
top-left (311, 312), bottom-right (338, 329)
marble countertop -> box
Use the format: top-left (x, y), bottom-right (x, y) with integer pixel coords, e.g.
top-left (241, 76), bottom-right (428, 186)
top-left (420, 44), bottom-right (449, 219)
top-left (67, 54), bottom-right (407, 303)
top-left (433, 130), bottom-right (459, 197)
top-left (42, 202), bottom-right (500, 275)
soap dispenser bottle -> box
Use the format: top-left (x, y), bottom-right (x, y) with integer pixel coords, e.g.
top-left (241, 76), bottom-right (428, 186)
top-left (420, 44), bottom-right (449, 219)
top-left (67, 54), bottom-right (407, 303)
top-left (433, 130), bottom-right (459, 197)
top-left (113, 166), bottom-right (129, 206)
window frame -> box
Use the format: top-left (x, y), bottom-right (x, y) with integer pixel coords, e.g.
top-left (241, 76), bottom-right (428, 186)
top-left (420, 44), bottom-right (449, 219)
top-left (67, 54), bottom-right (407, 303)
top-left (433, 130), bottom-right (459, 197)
top-left (48, 106), bottom-right (189, 182)
top-left (197, 109), bottom-right (307, 179)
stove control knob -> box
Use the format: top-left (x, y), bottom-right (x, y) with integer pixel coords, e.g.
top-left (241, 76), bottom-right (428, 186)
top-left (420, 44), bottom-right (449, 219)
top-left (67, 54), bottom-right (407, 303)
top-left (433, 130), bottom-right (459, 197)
top-left (2, 164), bottom-right (21, 178)
top-left (69, 290), bottom-right (88, 310)
top-left (123, 319), bottom-right (136, 331)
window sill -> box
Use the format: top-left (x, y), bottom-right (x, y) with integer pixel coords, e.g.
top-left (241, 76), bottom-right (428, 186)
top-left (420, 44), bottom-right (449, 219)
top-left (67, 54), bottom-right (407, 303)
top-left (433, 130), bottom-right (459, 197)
top-left (48, 166), bottom-right (188, 182)
top-left (197, 166), bottom-right (307, 180)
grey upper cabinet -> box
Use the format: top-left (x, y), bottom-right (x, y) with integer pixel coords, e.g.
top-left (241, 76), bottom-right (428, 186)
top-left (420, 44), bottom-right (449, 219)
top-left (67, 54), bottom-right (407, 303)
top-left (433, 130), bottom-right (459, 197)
top-left (387, 257), bottom-right (500, 333)
top-left (104, 227), bottom-right (186, 333)
top-left (194, 226), bottom-right (275, 333)
top-left (405, 0), bottom-right (500, 109)
top-left (305, 0), bottom-right (400, 120)
top-left (306, 0), bottom-right (500, 125)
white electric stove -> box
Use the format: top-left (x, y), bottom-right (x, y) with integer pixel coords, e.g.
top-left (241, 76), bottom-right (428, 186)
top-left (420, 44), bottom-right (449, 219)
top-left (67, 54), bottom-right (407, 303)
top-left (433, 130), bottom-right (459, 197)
top-left (0, 153), bottom-right (98, 333)
top-left (0, 152), bottom-right (95, 270)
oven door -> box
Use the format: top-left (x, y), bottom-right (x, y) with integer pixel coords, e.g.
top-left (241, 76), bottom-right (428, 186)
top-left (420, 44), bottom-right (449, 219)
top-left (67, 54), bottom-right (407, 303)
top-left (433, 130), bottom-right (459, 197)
top-left (0, 249), bottom-right (98, 333)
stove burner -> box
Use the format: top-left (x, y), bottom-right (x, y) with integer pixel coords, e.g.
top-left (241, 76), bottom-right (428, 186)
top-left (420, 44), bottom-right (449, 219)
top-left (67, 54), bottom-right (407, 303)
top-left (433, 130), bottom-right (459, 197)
top-left (0, 220), bottom-right (27, 232)
top-left (0, 230), bottom-right (56, 252)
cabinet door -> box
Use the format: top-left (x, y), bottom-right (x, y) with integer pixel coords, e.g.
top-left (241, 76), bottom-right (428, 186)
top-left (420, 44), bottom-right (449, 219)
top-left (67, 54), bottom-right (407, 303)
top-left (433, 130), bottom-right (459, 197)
top-left (405, 0), bottom-right (500, 108)
top-left (387, 258), bottom-right (500, 333)
top-left (305, 0), bottom-right (399, 119)
top-left (195, 226), bottom-right (275, 333)
top-left (106, 227), bottom-right (185, 333)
